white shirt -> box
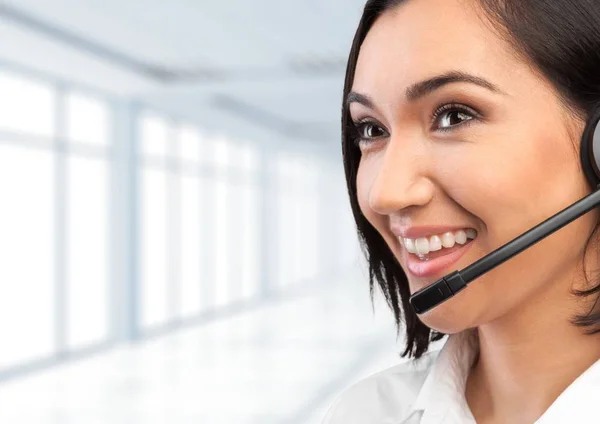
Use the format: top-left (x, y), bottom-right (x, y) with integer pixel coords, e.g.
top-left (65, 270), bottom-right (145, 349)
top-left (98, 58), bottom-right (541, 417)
top-left (322, 329), bottom-right (600, 423)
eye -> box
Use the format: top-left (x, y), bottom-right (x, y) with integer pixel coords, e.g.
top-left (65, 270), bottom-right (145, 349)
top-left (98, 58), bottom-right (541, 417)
top-left (432, 103), bottom-right (480, 132)
top-left (352, 120), bottom-right (388, 146)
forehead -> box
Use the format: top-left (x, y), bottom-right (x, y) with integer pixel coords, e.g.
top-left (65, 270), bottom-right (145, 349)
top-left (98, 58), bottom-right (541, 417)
top-left (352, 0), bottom-right (517, 98)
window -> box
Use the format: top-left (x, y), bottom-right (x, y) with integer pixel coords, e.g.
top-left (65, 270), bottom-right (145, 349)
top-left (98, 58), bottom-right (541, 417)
top-left (179, 174), bottom-right (203, 318)
top-left (0, 71), bottom-right (114, 372)
top-left (241, 184), bottom-right (260, 299)
top-left (212, 139), bottom-right (261, 305)
top-left (0, 71), bottom-right (55, 138)
top-left (214, 178), bottom-right (230, 306)
top-left (179, 125), bottom-right (201, 163)
top-left (276, 153), bottom-right (320, 286)
top-left (66, 156), bottom-right (109, 349)
top-left (0, 72), bottom-right (115, 370)
top-left (65, 90), bottom-right (111, 350)
top-left (0, 145), bottom-right (55, 369)
top-left (140, 112), bottom-right (169, 158)
top-left (141, 167), bottom-right (169, 329)
top-left (138, 124), bottom-right (262, 314)
top-left (66, 92), bottom-right (109, 146)
top-left (0, 66), bottom-right (321, 380)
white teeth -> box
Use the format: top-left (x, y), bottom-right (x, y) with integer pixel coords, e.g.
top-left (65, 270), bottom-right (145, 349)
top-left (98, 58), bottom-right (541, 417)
top-left (399, 228), bottom-right (477, 257)
top-left (429, 235), bottom-right (442, 251)
top-left (404, 238), bottom-right (417, 254)
top-left (415, 238), bottom-right (430, 255)
top-left (441, 232), bottom-right (456, 248)
top-left (455, 230), bottom-right (467, 245)
top-left (399, 228), bottom-right (477, 256)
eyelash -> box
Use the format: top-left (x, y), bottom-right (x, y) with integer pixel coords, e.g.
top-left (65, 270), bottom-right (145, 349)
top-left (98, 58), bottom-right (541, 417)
top-left (431, 103), bottom-right (479, 132)
top-left (351, 102), bottom-right (481, 147)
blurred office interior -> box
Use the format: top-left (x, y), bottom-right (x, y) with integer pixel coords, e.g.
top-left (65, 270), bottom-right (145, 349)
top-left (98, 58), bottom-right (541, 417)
top-left (0, 1), bottom-right (413, 422)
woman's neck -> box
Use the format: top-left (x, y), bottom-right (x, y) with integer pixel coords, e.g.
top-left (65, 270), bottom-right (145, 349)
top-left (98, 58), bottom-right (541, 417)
top-left (465, 272), bottom-right (600, 424)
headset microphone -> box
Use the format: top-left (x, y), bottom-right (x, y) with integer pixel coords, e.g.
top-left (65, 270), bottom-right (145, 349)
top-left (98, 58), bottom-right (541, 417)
top-left (409, 107), bottom-right (600, 314)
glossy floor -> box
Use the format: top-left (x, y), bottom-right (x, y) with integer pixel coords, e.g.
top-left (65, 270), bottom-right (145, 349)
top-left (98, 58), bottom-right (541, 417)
top-left (0, 270), bottom-right (417, 423)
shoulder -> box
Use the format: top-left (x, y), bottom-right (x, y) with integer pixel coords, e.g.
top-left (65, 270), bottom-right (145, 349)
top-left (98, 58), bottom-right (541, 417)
top-left (321, 350), bottom-right (440, 424)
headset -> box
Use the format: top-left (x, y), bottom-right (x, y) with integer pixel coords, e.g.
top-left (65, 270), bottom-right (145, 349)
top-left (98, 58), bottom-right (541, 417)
top-left (409, 107), bottom-right (600, 314)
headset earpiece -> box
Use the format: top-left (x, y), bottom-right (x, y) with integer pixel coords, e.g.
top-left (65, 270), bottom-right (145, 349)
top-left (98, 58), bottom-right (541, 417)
top-left (580, 107), bottom-right (600, 188)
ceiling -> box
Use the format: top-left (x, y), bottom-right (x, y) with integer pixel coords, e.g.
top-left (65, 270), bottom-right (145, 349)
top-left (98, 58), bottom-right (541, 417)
top-left (0, 0), bottom-right (366, 154)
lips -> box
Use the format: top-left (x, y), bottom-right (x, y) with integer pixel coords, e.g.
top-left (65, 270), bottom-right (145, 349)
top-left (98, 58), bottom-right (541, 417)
top-left (404, 238), bottom-right (475, 278)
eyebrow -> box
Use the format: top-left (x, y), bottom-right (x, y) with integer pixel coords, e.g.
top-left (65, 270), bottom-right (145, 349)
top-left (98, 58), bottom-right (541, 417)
top-left (346, 70), bottom-right (505, 108)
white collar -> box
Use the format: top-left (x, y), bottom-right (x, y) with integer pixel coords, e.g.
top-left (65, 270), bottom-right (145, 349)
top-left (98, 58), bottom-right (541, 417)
top-left (411, 329), bottom-right (479, 423)
top-left (409, 328), bottom-right (600, 423)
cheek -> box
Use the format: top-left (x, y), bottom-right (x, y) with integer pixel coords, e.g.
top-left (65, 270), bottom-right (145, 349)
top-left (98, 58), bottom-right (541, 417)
top-left (451, 128), bottom-right (594, 307)
top-left (441, 125), bottom-right (585, 245)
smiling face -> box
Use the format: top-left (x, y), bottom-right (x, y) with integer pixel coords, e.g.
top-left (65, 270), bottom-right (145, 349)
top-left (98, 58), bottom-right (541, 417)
top-left (348, 0), bottom-right (599, 332)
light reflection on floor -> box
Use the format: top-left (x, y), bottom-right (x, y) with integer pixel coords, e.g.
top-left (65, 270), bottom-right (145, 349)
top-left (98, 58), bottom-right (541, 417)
top-left (0, 270), bottom-right (415, 424)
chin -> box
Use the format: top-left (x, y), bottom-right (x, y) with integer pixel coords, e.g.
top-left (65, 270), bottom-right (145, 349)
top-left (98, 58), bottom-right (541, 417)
top-left (414, 290), bottom-right (479, 334)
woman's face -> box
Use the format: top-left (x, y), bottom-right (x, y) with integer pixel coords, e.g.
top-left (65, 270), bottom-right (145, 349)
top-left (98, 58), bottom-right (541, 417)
top-left (350, 0), bottom-right (598, 332)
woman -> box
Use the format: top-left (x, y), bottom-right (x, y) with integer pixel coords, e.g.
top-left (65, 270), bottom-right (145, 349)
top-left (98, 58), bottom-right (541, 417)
top-left (323, 0), bottom-right (600, 423)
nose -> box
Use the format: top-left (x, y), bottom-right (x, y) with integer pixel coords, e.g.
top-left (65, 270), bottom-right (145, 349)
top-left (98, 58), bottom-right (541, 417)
top-left (367, 136), bottom-right (435, 216)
